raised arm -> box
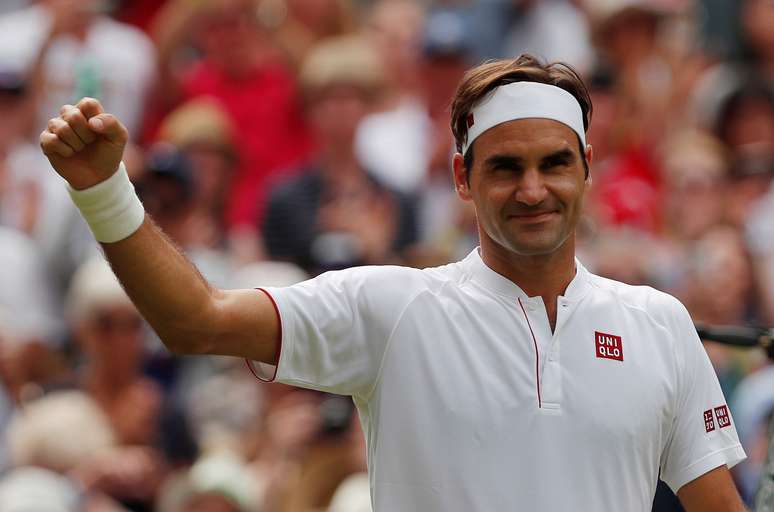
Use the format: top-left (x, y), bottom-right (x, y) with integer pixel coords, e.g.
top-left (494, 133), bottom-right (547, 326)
top-left (40, 97), bottom-right (279, 363)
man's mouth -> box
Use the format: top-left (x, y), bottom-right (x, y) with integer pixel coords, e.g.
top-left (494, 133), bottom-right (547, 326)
top-left (509, 211), bottom-right (558, 222)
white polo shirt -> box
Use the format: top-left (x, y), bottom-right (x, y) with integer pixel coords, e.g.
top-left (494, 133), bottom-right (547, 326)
top-left (254, 249), bottom-right (745, 511)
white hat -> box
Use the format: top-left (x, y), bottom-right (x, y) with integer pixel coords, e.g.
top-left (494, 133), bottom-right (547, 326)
top-left (66, 257), bottom-right (135, 323)
top-left (0, 467), bottom-right (81, 512)
top-left (7, 390), bottom-right (115, 472)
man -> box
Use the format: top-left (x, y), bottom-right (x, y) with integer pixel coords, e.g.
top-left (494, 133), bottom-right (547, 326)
top-left (40, 55), bottom-right (746, 510)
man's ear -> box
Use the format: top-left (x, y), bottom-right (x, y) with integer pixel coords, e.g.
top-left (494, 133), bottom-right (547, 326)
top-left (452, 152), bottom-right (472, 201)
top-left (584, 144), bottom-right (593, 183)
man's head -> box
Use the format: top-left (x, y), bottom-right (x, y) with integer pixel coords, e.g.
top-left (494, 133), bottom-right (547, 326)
top-left (450, 55), bottom-right (593, 258)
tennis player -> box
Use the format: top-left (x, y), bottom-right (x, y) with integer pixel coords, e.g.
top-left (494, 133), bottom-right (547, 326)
top-left (41, 55), bottom-right (747, 511)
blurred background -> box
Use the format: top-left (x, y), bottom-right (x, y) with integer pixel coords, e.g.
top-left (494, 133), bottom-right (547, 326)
top-left (0, 0), bottom-right (772, 510)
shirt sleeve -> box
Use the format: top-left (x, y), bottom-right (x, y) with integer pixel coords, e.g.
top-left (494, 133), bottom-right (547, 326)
top-left (659, 297), bottom-right (747, 493)
top-left (249, 266), bottom-right (416, 398)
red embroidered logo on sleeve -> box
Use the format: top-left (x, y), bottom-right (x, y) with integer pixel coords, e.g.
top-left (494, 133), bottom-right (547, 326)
top-left (714, 405), bottom-right (731, 429)
top-left (704, 409), bottom-right (715, 432)
top-left (595, 331), bottom-right (623, 361)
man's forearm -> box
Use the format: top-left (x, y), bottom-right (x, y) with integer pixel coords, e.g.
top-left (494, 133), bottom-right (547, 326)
top-left (101, 215), bottom-right (217, 354)
top-left (100, 215), bottom-right (280, 363)
top-left (41, 97), bottom-right (280, 363)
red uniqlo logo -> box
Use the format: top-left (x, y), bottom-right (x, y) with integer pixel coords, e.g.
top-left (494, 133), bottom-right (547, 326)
top-left (595, 331), bottom-right (623, 361)
top-left (715, 405), bottom-right (731, 429)
top-left (704, 409), bottom-right (715, 432)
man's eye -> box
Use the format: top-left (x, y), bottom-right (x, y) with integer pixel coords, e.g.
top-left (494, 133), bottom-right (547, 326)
top-left (493, 165), bottom-right (520, 173)
top-left (543, 159), bottom-right (570, 169)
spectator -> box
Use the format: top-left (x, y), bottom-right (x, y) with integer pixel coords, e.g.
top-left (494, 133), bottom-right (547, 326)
top-left (157, 98), bottom-right (237, 251)
top-left (0, 67), bottom-right (98, 322)
top-left (739, 0), bottom-right (774, 84)
top-left (6, 390), bottom-right (115, 474)
top-left (0, 467), bottom-right (82, 512)
top-left (157, 452), bottom-right (257, 512)
top-left (138, 143), bottom-right (237, 286)
top-left (0, 0), bottom-right (156, 137)
top-left (746, 182), bottom-right (774, 325)
top-left (713, 82), bottom-right (774, 228)
top-left (0, 225), bottom-right (62, 347)
top-left (263, 35), bottom-right (418, 274)
top-left (6, 389), bottom-right (164, 510)
top-left (267, 0), bottom-right (356, 69)
top-left (691, 0), bottom-right (774, 130)
top-left (585, 0), bottom-right (693, 233)
top-left (660, 130), bottom-right (729, 241)
top-left (682, 226), bottom-right (757, 327)
top-left (151, 0), bottom-right (314, 238)
top-left (67, 258), bottom-right (162, 448)
top-left (714, 83), bottom-right (774, 152)
top-left (466, 0), bottom-right (593, 72)
top-left (355, 0), bottom-right (426, 194)
top-left (66, 259), bottom-right (175, 509)
top-left (731, 365), bottom-right (774, 504)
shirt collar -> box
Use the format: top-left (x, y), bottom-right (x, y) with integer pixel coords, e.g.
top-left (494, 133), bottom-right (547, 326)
top-left (463, 248), bottom-right (590, 302)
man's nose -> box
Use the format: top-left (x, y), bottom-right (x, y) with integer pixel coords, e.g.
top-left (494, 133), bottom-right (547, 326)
top-left (515, 168), bottom-right (548, 206)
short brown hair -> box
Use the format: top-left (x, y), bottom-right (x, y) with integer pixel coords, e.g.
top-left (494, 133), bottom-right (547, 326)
top-left (450, 54), bottom-right (593, 158)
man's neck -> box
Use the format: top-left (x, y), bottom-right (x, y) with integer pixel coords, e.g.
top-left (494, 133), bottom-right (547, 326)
top-left (480, 237), bottom-right (577, 331)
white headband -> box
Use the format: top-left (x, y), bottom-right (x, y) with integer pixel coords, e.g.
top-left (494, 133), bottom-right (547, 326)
top-left (461, 82), bottom-right (586, 155)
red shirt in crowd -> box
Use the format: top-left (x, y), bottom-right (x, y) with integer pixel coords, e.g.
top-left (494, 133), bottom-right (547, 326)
top-left (183, 60), bottom-right (314, 229)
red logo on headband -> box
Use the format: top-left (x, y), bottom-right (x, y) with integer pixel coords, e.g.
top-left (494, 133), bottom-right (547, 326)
top-left (466, 113), bottom-right (475, 128)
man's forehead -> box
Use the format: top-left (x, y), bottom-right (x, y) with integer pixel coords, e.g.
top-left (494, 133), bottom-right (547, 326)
top-left (475, 118), bottom-right (581, 157)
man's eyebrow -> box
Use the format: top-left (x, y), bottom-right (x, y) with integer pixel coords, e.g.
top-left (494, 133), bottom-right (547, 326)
top-left (541, 149), bottom-right (576, 165)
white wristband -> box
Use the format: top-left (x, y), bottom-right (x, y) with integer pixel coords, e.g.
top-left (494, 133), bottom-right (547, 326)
top-left (67, 162), bottom-right (146, 243)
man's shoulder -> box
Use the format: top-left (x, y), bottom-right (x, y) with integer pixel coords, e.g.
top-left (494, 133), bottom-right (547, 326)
top-left (326, 259), bottom-right (466, 295)
top-left (277, 261), bottom-right (467, 330)
top-left (585, 271), bottom-right (688, 322)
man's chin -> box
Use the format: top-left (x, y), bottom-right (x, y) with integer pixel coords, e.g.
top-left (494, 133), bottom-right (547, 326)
top-left (500, 234), bottom-right (569, 257)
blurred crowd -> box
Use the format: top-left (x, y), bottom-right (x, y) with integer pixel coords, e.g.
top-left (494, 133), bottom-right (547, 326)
top-left (0, 0), bottom-right (772, 510)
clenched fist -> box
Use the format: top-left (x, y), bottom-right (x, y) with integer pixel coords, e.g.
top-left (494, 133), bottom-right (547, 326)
top-left (40, 97), bottom-right (128, 190)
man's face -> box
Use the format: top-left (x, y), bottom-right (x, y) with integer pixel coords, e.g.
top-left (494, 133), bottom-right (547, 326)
top-left (453, 118), bottom-right (591, 257)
